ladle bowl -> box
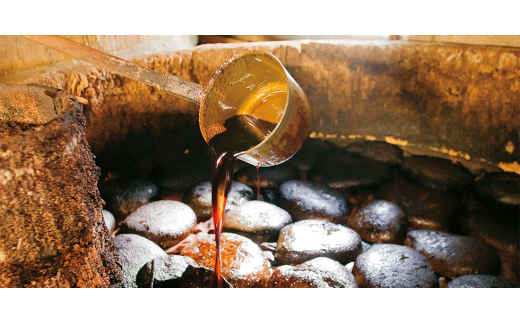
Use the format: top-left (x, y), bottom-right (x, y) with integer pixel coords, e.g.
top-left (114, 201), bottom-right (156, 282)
top-left (21, 36), bottom-right (311, 167)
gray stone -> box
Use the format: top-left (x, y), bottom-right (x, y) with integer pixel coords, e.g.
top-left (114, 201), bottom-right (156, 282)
top-left (136, 255), bottom-right (196, 288)
top-left (279, 180), bottom-right (348, 224)
top-left (112, 234), bottom-right (167, 288)
top-left (120, 200), bottom-right (197, 249)
top-left (275, 219), bottom-right (362, 265)
top-left (448, 275), bottom-right (516, 288)
top-left (353, 244), bottom-right (438, 288)
top-left (267, 257), bottom-right (357, 288)
top-left (224, 201), bottom-right (292, 244)
top-left (404, 230), bottom-right (501, 279)
top-left (102, 209), bottom-right (116, 234)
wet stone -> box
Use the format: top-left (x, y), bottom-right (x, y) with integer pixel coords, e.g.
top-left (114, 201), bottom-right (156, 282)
top-left (120, 200), bottom-right (197, 249)
top-left (473, 172), bottom-right (520, 208)
top-left (307, 156), bottom-right (392, 191)
top-left (183, 181), bottom-right (254, 222)
top-left (224, 201), bottom-right (292, 244)
top-left (100, 179), bottom-right (159, 221)
top-left (353, 244), bottom-right (438, 288)
top-left (447, 275), bottom-right (517, 288)
top-left (287, 138), bottom-right (338, 175)
top-left (279, 180), bottom-right (349, 225)
top-left (180, 233), bottom-right (271, 288)
top-left (275, 219), bottom-right (362, 265)
top-left (102, 209), bottom-right (116, 235)
top-left (461, 209), bottom-right (520, 283)
top-left (233, 163), bottom-right (300, 190)
top-left (347, 199), bottom-right (407, 244)
top-left (344, 140), bottom-right (403, 165)
top-left (136, 255), bottom-right (196, 288)
top-left (112, 234), bottom-right (167, 288)
top-left (361, 241), bottom-right (372, 252)
top-left (149, 161), bottom-right (210, 192)
top-left (404, 230), bottom-right (501, 279)
top-left (377, 179), bottom-right (461, 232)
top-left (399, 155), bottom-right (473, 190)
top-left (267, 257), bottom-right (357, 288)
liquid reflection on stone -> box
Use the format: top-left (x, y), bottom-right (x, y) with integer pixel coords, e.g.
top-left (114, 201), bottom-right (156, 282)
top-left (180, 232), bottom-right (270, 288)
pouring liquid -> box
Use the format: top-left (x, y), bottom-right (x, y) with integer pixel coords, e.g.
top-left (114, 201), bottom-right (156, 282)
top-left (208, 115), bottom-right (277, 287)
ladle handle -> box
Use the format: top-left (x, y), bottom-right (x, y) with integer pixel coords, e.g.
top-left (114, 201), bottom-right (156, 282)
top-left (21, 35), bottom-right (204, 104)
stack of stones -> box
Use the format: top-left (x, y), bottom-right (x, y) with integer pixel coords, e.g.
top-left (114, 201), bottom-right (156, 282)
top-left (101, 138), bottom-right (519, 288)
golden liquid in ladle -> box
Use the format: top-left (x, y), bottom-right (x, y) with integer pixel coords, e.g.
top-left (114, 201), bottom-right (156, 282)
top-left (207, 78), bottom-right (287, 287)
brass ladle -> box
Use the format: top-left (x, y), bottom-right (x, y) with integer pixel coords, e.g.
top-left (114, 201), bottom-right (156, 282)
top-left (21, 35), bottom-right (311, 166)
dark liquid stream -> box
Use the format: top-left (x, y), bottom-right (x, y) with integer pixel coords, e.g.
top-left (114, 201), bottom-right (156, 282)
top-left (255, 165), bottom-right (260, 200)
top-left (208, 115), bottom-right (277, 287)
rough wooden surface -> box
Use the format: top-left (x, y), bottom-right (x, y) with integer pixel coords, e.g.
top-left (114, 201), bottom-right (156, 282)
top-left (0, 35), bottom-right (198, 84)
top-left (407, 35), bottom-right (520, 48)
top-left (25, 40), bottom-right (519, 175)
top-left (0, 84), bottom-right (122, 287)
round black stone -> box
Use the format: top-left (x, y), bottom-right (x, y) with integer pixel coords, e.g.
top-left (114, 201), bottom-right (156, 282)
top-left (233, 163), bottom-right (300, 189)
top-left (279, 180), bottom-right (349, 224)
top-left (287, 138), bottom-right (338, 174)
top-left (149, 161), bottom-right (210, 191)
top-left (100, 179), bottom-right (159, 221)
top-left (377, 179), bottom-right (461, 232)
top-left (473, 172), bottom-right (520, 208)
top-left (353, 244), bottom-right (438, 288)
top-left (307, 156), bottom-right (392, 191)
top-left (399, 155), bottom-right (473, 190)
top-left (447, 275), bottom-right (516, 288)
top-left (404, 230), bottom-right (501, 279)
top-left (347, 199), bottom-right (407, 244)
top-left (344, 140), bottom-right (403, 165)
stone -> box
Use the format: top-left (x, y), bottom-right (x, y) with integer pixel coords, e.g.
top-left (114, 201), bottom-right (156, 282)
top-left (447, 275), bottom-right (516, 288)
top-left (404, 230), bottom-right (501, 279)
top-left (461, 209), bottom-right (519, 284)
top-left (275, 219), bottom-right (362, 265)
top-left (180, 233), bottom-right (271, 288)
top-left (183, 181), bottom-right (254, 222)
top-left (287, 138), bottom-right (338, 175)
top-left (361, 241), bottom-right (372, 252)
top-left (112, 234), bottom-right (167, 288)
top-left (307, 156), bottom-right (392, 191)
top-left (100, 179), bottom-right (159, 221)
top-left (149, 161), bottom-right (210, 192)
top-left (120, 200), bottom-right (197, 249)
top-left (346, 199), bottom-right (407, 244)
top-left (376, 179), bottom-right (461, 232)
top-left (473, 172), bottom-right (520, 208)
top-left (344, 140), bottom-right (403, 165)
top-left (136, 255), bottom-right (196, 288)
top-left (267, 257), bottom-right (357, 288)
top-left (353, 244), bottom-right (438, 288)
top-left (399, 155), bottom-right (473, 190)
top-left (279, 180), bottom-right (349, 224)
top-left (102, 209), bottom-right (116, 235)
top-left (233, 163), bottom-right (300, 190)
top-left (224, 201), bottom-right (292, 244)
